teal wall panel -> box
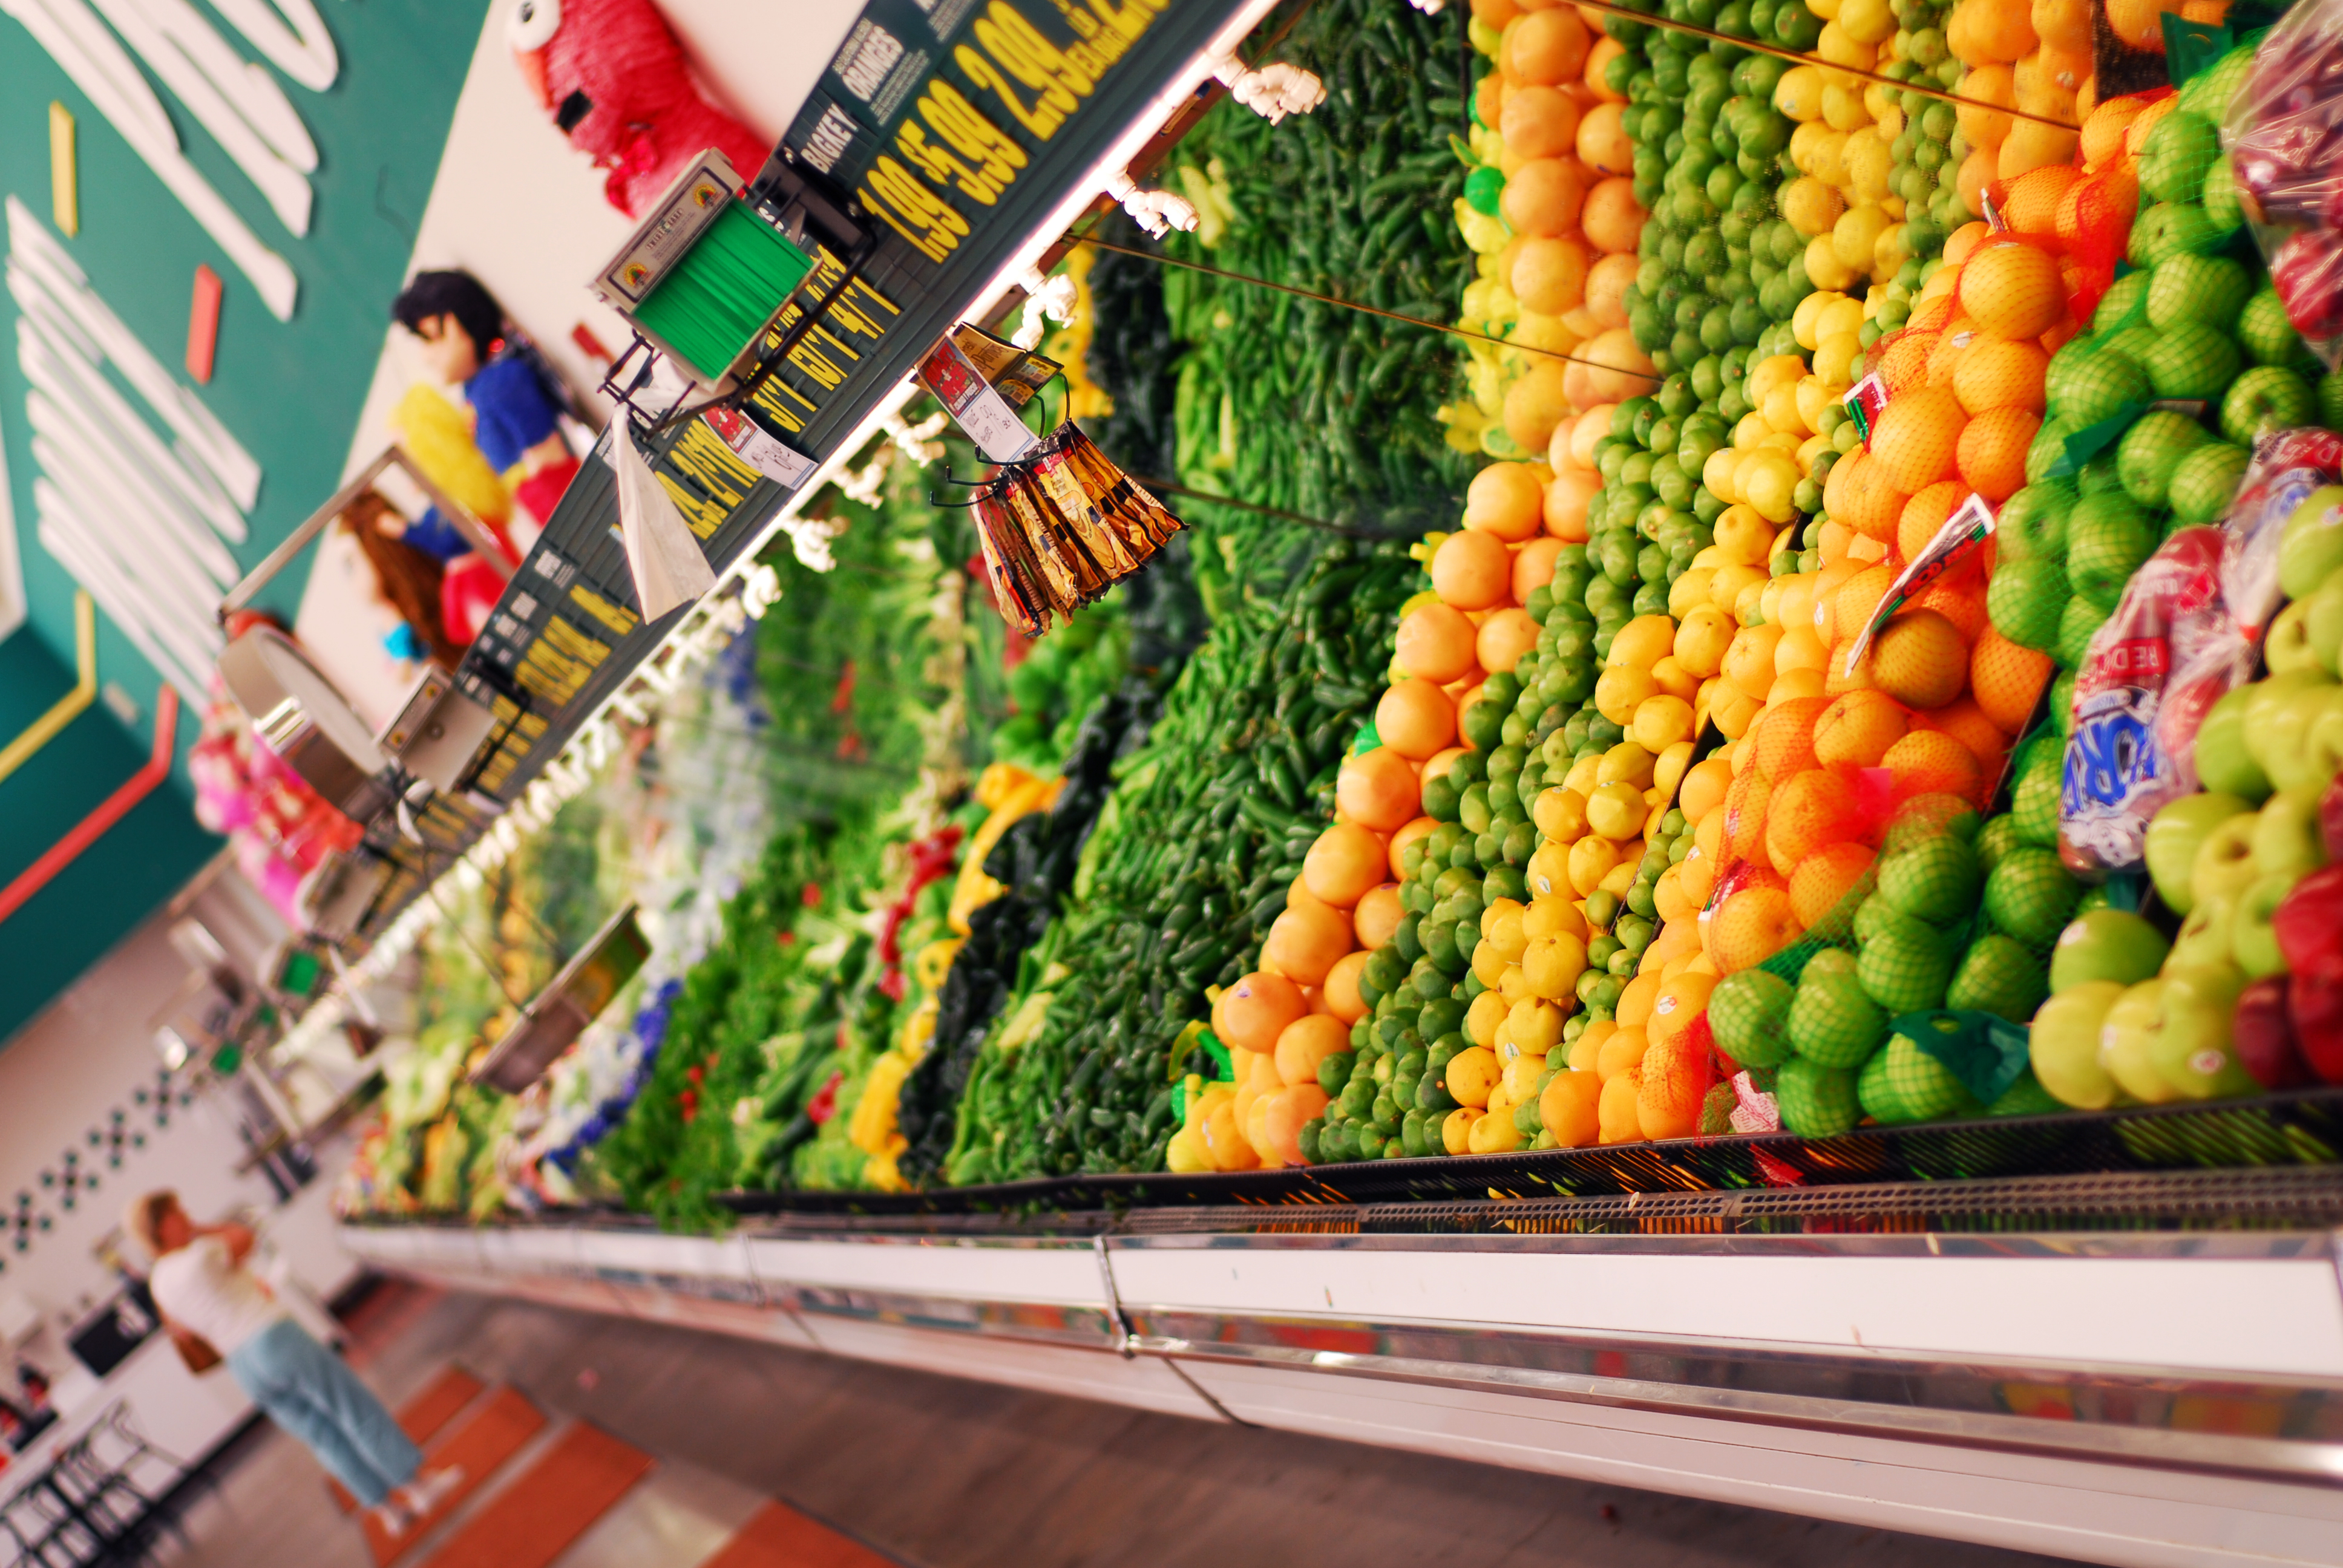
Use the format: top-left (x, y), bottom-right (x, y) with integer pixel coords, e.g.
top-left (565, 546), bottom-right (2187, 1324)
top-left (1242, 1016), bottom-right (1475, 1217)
top-left (0, 1), bottom-right (493, 1041)
top-left (0, 630), bottom-right (217, 1044)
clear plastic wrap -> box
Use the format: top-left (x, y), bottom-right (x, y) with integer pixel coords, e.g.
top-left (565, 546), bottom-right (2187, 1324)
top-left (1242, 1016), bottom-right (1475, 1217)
top-left (2060, 429), bottom-right (2343, 877)
top-left (2229, 0), bottom-right (2343, 368)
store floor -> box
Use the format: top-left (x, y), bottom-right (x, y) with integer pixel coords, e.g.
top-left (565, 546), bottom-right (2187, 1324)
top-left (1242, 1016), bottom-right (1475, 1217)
top-left (154, 1280), bottom-right (2074, 1568)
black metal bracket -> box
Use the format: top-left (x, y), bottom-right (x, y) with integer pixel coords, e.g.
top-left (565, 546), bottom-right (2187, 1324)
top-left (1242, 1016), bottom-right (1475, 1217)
top-left (594, 229), bottom-right (886, 445)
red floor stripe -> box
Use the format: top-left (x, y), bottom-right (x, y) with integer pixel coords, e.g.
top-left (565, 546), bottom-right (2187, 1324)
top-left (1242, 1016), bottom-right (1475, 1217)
top-left (363, 1387), bottom-right (545, 1565)
top-left (418, 1423), bottom-right (651, 1568)
top-left (700, 1500), bottom-right (902, 1568)
top-left (333, 1367), bottom-right (488, 1512)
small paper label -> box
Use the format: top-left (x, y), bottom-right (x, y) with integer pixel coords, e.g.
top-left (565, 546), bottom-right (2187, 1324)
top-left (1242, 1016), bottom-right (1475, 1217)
top-left (702, 407), bottom-right (816, 488)
top-left (918, 334), bottom-right (1039, 463)
top-left (1842, 491), bottom-right (1996, 673)
top-left (1845, 373), bottom-right (1887, 446)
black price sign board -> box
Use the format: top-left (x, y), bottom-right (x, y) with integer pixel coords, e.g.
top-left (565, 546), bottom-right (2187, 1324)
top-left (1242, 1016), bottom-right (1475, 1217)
top-left (438, 0), bottom-right (1252, 838)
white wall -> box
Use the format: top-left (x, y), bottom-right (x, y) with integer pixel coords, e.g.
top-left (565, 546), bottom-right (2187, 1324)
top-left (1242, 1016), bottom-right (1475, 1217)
top-left (297, 0), bottom-right (864, 728)
top-left (0, 868), bottom-right (321, 1395)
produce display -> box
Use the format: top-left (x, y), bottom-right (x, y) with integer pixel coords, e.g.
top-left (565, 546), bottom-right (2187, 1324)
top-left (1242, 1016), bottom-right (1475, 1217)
top-left (346, 0), bottom-right (2343, 1229)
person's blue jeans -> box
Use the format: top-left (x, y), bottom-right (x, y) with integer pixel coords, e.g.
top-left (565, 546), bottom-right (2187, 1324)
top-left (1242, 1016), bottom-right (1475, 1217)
top-left (225, 1318), bottom-right (420, 1508)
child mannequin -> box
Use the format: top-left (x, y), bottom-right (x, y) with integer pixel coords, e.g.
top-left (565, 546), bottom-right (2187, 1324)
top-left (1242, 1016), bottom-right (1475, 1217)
top-left (392, 270), bottom-right (582, 537)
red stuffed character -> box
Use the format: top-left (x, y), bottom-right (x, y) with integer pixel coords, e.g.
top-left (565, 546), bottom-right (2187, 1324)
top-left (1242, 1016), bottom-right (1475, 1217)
top-left (506, 0), bottom-right (770, 218)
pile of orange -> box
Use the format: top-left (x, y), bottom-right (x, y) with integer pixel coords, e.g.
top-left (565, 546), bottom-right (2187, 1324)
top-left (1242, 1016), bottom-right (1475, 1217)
top-left (1455, 0), bottom-right (1657, 457)
top-left (1680, 266), bottom-right (2065, 975)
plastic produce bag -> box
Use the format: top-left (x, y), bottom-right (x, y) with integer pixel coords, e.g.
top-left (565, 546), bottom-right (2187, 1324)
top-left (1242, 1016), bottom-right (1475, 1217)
top-left (2227, 0), bottom-right (2343, 368)
top-left (608, 420), bottom-right (716, 621)
top-left (2060, 430), bottom-right (2343, 877)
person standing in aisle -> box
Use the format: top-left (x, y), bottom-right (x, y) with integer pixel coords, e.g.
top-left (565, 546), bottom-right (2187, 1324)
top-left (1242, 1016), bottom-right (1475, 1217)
top-left (126, 1191), bottom-right (463, 1540)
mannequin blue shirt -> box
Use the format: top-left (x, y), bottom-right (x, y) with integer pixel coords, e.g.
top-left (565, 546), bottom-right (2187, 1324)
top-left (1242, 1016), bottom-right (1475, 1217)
top-left (465, 356), bottom-right (561, 473)
top-left (405, 355), bottom-right (562, 560)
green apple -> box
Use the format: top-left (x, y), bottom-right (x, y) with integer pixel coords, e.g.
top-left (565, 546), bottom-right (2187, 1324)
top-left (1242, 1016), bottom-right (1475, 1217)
top-left (1858, 929), bottom-right (1956, 1013)
top-left (2050, 909), bottom-right (2171, 993)
top-left (2141, 321), bottom-right (2243, 402)
top-left (1776, 1056), bottom-right (1860, 1137)
top-left (2099, 977), bottom-right (2174, 1104)
top-left (2046, 349), bottom-right (2105, 423)
top-left (2252, 785), bottom-right (2330, 881)
top-left (2169, 892), bottom-right (2238, 972)
top-left (2059, 595), bottom-right (2110, 667)
top-left (2012, 746), bottom-right (2066, 847)
top-left (2223, 365), bottom-right (2318, 448)
top-left (2151, 961), bottom-right (2259, 1100)
top-left (2239, 287), bottom-right (2319, 370)
top-left (1996, 481), bottom-right (2076, 564)
top-left (1855, 892), bottom-right (1939, 950)
top-left (2031, 979), bottom-right (2125, 1108)
top-left (1877, 834), bottom-right (1982, 924)
top-left (2046, 333), bottom-right (2099, 400)
top-left (1985, 846), bottom-right (2080, 947)
top-left (2252, 679), bottom-right (2343, 792)
top-left (2305, 692), bottom-right (2343, 792)
top-left (2233, 873), bottom-right (2295, 979)
top-left (2053, 668), bottom-right (2078, 737)
top-left (2143, 792), bottom-right (2253, 913)
top-left (2138, 110), bottom-right (2220, 205)
top-left (1976, 812), bottom-right (2025, 874)
top-left (2324, 370), bottom-right (2343, 432)
top-left (1789, 949), bottom-right (1889, 1068)
top-left (2097, 328), bottom-right (2160, 374)
top-left (1858, 1031), bottom-right (1980, 1125)
top-left (2129, 201), bottom-right (2223, 267)
top-left (2304, 575), bottom-right (2343, 675)
top-left (1711, 969), bottom-right (1796, 1067)
top-left (2264, 600), bottom-right (2322, 674)
top-left (2093, 272), bottom-right (2148, 335)
top-left (2176, 42), bottom-right (2257, 126)
top-left (1947, 933), bottom-right (2050, 1024)
top-left (2025, 415), bottom-right (2079, 487)
top-left (2077, 454), bottom-right (2125, 497)
top-left (2191, 811), bottom-right (2263, 910)
top-left (2066, 492), bottom-right (2157, 609)
top-left (2193, 687), bottom-right (2272, 803)
top-left (2200, 154), bottom-right (2244, 239)
top-left (2147, 254), bottom-right (2252, 334)
top-left (2278, 485), bottom-right (2343, 599)
top-left (2056, 350), bottom-right (2151, 429)
top-left (2117, 410), bottom-right (2212, 509)
top-left (1987, 557), bottom-right (2067, 652)
top-left (2167, 441), bottom-right (2249, 526)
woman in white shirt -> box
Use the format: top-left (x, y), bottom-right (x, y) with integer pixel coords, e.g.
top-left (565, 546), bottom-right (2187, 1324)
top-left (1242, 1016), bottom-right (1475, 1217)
top-left (126, 1191), bottom-right (460, 1539)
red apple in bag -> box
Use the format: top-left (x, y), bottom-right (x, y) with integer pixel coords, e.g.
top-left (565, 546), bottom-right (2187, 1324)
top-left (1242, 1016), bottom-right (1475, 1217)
top-left (2235, 975), bottom-right (2313, 1089)
top-left (2273, 865), bottom-right (2343, 977)
top-left (2321, 775), bottom-right (2343, 862)
top-left (2288, 970), bottom-right (2343, 1085)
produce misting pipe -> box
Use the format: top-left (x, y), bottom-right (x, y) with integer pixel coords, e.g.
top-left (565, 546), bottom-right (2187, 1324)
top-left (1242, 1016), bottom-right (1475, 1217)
top-left (1071, 234), bottom-right (1665, 385)
top-left (1565, 0), bottom-right (2082, 131)
top-left (1133, 474), bottom-right (1424, 539)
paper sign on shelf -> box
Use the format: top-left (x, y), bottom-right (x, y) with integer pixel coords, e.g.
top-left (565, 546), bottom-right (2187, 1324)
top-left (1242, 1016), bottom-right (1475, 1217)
top-left (702, 406), bottom-right (816, 489)
top-left (1842, 491), bottom-right (1996, 674)
top-left (917, 333), bottom-right (1039, 464)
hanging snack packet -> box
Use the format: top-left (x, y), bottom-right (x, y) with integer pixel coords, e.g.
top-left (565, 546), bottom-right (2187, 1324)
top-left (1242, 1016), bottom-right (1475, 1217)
top-left (972, 481), bottom-right (1053, 638)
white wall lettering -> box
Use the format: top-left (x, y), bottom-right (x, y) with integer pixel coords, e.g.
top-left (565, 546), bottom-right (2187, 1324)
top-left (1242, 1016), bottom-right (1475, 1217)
top-left (7, 198), bottom-right (263, 702)
top-left (203, 0), bottom-right (336, 93)
top-left (0, 0), bottom-right (316, 317)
